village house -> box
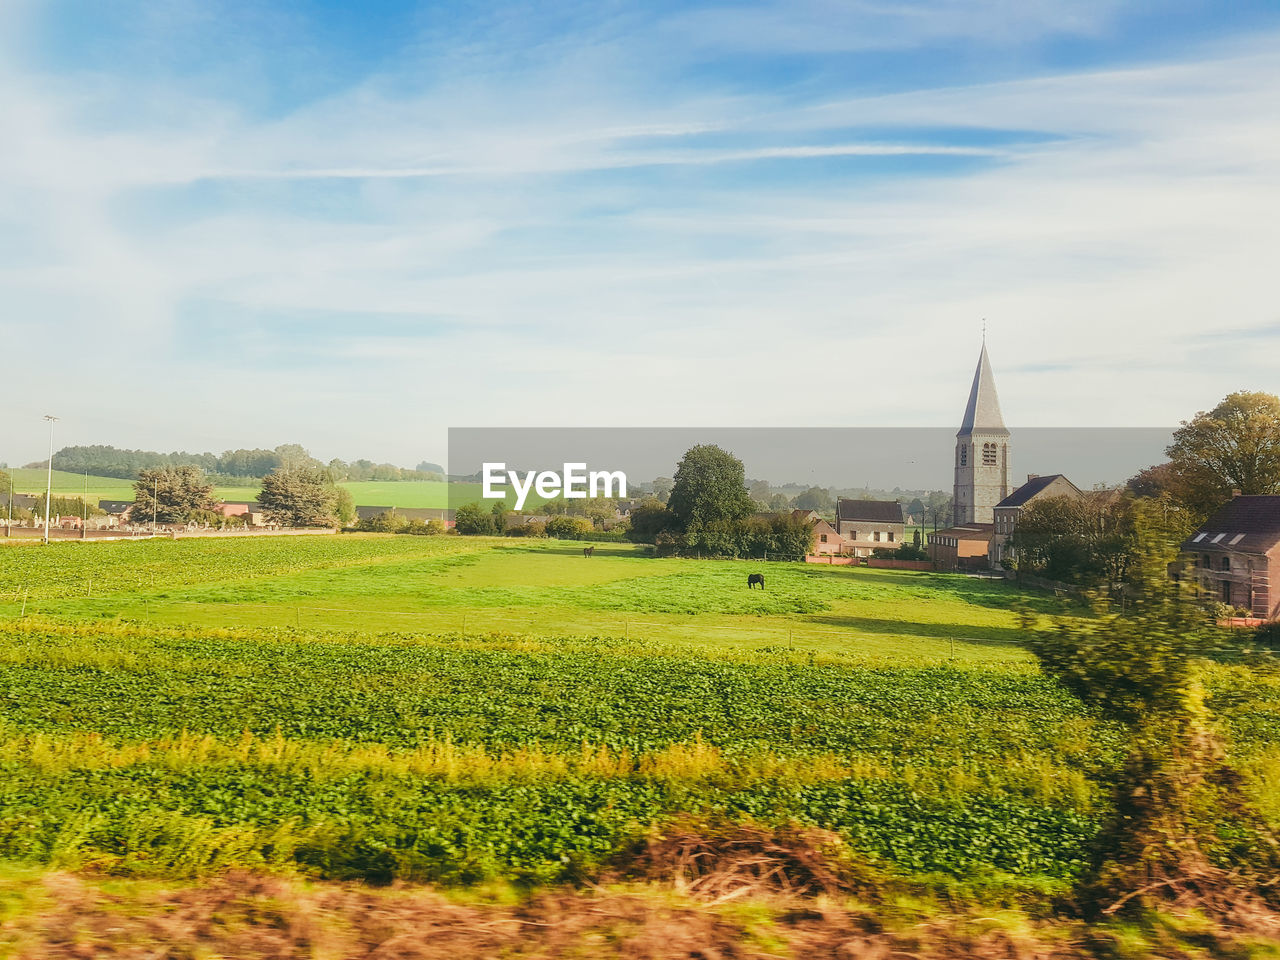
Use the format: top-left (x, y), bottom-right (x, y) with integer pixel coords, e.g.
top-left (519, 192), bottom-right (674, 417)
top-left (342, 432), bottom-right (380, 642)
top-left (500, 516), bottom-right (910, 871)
top-left (792, 508), bottom-right (844, 556)
top-left (928, 523), bottom-right (994, 572)
top-left (1180, 494), bottom-right (1280, 620)
top-left (833, 499), bottom-right (904, 557)
top-left (990, 474), bottom-right (1083, 566)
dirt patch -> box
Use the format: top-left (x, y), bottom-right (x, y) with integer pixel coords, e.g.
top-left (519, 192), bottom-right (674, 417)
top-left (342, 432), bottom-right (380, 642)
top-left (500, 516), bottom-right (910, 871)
top-left (7, 869), bottom-right (1280, 959)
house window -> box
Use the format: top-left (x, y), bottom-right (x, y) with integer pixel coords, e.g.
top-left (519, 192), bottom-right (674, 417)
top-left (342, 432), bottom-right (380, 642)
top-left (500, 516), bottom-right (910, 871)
top-left (1222, 581), bottom-right (1232, 604)
top-left (874, 531), bottom-right (881, 542)
top-left (982, 442), bottom-right (997, 465)
top-left (888, 532), bottom-right (895, 542)
top-left (819, 534), bottom-right (827, 543)
top-left (1222, 556), bottom-right (1231, 571)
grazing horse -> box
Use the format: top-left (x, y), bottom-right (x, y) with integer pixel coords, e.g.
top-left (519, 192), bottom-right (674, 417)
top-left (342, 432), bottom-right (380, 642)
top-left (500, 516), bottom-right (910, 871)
top-left (583, 546), bottom-right (595, 557)
top-left (747, 573), bottom-right (765, 590)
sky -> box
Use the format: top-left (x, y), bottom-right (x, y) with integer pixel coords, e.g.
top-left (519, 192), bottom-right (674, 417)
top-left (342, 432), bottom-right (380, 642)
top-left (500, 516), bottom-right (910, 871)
top-left (2, 0), bottom-right (1278, 468)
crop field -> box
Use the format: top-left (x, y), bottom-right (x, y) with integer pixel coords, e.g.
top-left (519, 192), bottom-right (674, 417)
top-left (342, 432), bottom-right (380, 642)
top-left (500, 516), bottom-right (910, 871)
top-left (0, 534), bottom-right (1277, 911)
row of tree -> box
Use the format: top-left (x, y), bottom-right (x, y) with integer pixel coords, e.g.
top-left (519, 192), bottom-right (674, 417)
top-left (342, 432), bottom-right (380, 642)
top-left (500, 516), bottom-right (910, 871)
top-left (131, 465), bottom-right (354, 528)
top-left (29, 444), bottom-right (443, 484)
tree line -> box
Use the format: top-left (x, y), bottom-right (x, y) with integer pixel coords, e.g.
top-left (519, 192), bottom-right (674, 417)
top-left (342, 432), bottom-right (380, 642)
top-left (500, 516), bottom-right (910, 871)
top-left (27, 444), bottom-right (443, 483)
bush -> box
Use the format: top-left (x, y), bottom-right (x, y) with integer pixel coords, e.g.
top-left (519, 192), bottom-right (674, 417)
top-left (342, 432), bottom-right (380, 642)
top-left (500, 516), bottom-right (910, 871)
top-left (506, 521), bottom-right (548, 538)
top-left (873, 544), bottom-right (929, 562)
top-left (546, 516), bottom-right (592, 539)
top-left (362, 512), bottom-right (408, 533)
top-left (455, 503), bottom-right (497, 536)
top-left (1253, 621), bottom-right (1280, 650)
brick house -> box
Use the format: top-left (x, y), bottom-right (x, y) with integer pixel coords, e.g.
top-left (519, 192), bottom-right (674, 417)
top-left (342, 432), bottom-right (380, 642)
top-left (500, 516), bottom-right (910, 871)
top-left (833, 499), bottom-right (904, 557)
top-left (1180, 495), bottom-right (1280, 620)
top-left (791, 509), bottom-right (844, 556)
top-left (928, 523), bottom-right (994, 572)
top-left (990, 474), bottom-right (1083, 566)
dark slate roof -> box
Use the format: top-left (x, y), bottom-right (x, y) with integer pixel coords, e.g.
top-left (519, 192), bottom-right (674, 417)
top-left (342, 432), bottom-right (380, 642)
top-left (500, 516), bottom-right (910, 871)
top-left (957, 342), bottom-right (1009, 438)
top-left (996, 474), bottom-right (1079, 509)
top-left (835, 498), bottom-right (903, 523)
top-left (98, 500), bottom-right (134, 513)
top-left (1181, 495), bottom-right (1280, 555)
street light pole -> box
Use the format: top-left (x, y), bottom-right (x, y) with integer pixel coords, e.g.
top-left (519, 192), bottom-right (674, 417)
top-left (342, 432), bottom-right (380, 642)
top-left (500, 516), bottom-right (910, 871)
top-left (42, 415), bottom-right (58, 543)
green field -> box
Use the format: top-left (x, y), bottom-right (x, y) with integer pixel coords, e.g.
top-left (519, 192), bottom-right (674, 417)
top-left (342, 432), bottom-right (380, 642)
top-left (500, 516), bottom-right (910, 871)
top-left (0, 534), bottom-right (1276, 909)
top-left (4, 470), bottom-right (513, 511)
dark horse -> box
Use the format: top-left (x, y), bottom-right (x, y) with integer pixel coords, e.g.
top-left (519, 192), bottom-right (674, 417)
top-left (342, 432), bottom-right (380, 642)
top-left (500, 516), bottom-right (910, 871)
top-left (747, 573), bottom-right (765, 590)
top-left (583, 546), bottom-right (595, 557)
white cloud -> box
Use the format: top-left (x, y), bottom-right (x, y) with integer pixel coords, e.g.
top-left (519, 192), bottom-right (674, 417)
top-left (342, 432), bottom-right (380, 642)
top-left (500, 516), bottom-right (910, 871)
top-left (0, 14), bottom-right (1278, 469)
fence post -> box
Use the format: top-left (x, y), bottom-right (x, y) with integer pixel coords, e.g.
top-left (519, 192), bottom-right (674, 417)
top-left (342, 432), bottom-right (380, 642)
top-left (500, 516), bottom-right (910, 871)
top-left (462, 613), bottom-right (466, 639)
top-left (20, 587), bottom-right (28, 617)
top-left (950, 636), bottom-right (954, 659)
top-left (87, 578), bottom-right (92, 598)
top-left (295, 607), bottom-right (301, 629)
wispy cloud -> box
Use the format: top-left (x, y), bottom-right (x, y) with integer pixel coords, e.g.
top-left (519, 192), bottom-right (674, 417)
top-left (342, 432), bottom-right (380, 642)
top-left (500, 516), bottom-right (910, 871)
top-left (1, 1), bottom-right (1277, 466)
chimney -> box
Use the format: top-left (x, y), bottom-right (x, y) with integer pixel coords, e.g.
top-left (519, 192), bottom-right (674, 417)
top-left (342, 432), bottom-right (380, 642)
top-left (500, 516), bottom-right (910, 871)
top-left (1026, 474), bottom-right (1038, 483)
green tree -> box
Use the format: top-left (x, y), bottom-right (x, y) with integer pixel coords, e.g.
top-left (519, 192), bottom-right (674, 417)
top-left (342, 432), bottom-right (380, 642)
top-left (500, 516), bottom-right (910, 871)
top-left (667, 445), bottom-right (753, 532)
top-left (258, 467), bottom-right (342, 527)
top-left (133, 466), bottom-right (216, 524)
top-left (546, 515), bottom-right (591, 539)
top-left (1165, 391), bottom-right (1280, 515)
top-left (792, 486), bottom-right (833, 512)
top-left (1007, 494), bottom-right (1138, 585)
top-left (491, 501), bottom-right (508, 534)
top-left (454, 502), bottom-right (496, 535)
top-left (331, 486), bottom-right (356, 526)
top-left (767, 492), bottom-right (792, 512)
top-left (627, 498), bottom-right (677, 543)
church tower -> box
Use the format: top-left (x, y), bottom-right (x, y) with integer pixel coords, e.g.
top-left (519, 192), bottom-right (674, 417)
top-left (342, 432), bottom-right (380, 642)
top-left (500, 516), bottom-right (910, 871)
top-left (953, 341), bottom-right (1010, 525)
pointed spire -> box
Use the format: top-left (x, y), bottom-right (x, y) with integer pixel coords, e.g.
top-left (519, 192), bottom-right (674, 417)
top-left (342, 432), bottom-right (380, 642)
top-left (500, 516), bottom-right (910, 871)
top-left (957, 341), bottom-right (1008, 437)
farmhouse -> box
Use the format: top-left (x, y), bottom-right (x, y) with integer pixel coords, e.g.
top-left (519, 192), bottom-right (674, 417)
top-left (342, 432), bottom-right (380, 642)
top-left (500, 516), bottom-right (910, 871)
top-left (833, 499), bottom-right (904, 557)
top-left (1180, 494), bottom-right (1280, 620)
top-left (990, 473), bottom-right (1083, 566)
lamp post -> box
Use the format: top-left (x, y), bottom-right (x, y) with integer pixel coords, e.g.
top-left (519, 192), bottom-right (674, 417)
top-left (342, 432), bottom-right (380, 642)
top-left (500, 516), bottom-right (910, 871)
top-left (42, 415), bottom-right (58, 543)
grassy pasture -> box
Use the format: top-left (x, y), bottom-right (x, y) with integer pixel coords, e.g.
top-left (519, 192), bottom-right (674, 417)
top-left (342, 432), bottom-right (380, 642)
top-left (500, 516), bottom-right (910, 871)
top-left (0, 535), bottom-right (1052, 661)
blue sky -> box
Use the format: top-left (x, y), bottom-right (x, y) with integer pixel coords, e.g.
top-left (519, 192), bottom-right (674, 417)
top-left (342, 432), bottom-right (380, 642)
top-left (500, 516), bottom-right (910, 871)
top-left (2, 0), bottom-right (1279, 467)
